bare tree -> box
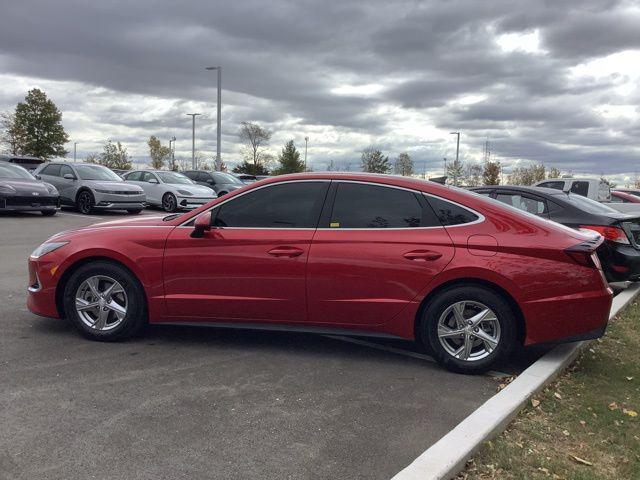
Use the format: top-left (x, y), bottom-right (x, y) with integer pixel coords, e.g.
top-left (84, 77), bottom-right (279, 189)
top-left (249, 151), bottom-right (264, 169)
top-left (446, 159), bottom-right (465, 186)
top-left (239, 121), bottom-right (272, 173)
top-left (394, 152), bottom-right (414, 176)
top-left (465, 162), bottom-right (483, 186)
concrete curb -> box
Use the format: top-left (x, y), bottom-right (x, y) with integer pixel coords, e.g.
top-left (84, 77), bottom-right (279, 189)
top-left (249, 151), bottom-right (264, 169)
top-left (391, 283), bottom-right (640, 480)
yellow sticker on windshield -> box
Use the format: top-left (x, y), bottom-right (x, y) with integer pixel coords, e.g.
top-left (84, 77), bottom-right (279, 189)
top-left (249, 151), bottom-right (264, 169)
top-left (330, 222), bottom-right (340, 228)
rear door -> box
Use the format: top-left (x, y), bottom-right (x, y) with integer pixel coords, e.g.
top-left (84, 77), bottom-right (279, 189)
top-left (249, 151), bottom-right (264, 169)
top-left (307, 181), bottom-right (455, 327)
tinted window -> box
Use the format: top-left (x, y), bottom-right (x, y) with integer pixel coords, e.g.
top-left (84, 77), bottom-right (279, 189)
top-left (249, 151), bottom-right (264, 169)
top-left (495, 193), bottom-right (548, 216)
top-left (570, 181), bottom-right (589, 197)
top-left (197, 172), bottom-right (212, 182)
top-left (329, 183), bottom-right (428, 229)
top-left (41, 164), bottom-right (61, 177)
top-left (427, 195), bottom-right (479, 226)
top-left (214, 182), bottom-right (328, 228)
top-left (538, 181), bottom-right (565, 190)
top-left (125, 171), bottom-right (142, 181)
top-left (183, 171), bottom-right (197, 180)
top-left (60, 165), bottom-right (75, 179)
top-left (213, 172), bottom-right (243, 185)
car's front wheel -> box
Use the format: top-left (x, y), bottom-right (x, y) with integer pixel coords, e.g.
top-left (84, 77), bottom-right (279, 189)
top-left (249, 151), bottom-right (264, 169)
top-left (63, 261), bottom-right (146, 341)
top-left (162, 192), bottom-right (178, 212)
top-left (419, 285), bottom-right (517, 374)
top-left (76, 190), bottom-right (95, 215)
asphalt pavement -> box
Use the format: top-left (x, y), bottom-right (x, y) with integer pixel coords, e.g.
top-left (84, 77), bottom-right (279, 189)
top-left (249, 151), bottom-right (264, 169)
top-left (0, 208), bottom-right (538, 480)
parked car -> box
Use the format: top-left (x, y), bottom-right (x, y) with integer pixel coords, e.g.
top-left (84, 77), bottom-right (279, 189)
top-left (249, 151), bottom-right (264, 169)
top-left (109, 168), bottom-right (129, 178)
top-left (0, 161), bottom-right (59, 215)
top-left (614, 188), bottom-right (640, 199)
top-left (0, 154), bottom-right (46, 172)
top-left (234, 173), bottom-right (258, 184)
top-left (183, 170), bottom-right (245, 196)
top-left (27, 173), bottom-right (612, 374)
top-left (533, 177), bottom-right (611, 202)
top-left (34, 162), bottom-right (145, 214)
top-left (123, 169), bottom-right (216, 212)
top-left (604, 190), bottom-right (640, 213)
top-left (472, 185), bottom-right (640, 282)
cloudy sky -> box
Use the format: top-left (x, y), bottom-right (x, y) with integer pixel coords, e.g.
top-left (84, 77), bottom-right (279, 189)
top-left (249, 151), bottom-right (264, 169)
top-left (1, 0), bottom-right (639, 181)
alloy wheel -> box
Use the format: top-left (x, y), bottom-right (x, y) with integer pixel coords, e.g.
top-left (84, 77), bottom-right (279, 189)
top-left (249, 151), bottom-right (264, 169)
top-left (437, 300), bottom-right (501, 362)
top-left (163, 194), bottom-right (177, 212)
top-left (78, 192), bottom-right (93, 214)
top-left (74, 275), bottom-right (128, 331)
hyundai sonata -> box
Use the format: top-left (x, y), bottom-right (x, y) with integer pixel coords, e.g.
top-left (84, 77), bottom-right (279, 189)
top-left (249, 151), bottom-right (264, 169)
top-left (27, 173), bottom-right (612, 374)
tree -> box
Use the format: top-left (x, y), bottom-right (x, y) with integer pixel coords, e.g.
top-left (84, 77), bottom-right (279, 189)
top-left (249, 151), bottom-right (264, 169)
top-left (12, 89), bottom-right (68, 159)
top-left (85, 153), bottom-right (100, 164)
top-left (482, 160), bottom-right (501, 185)
top-left (232, 160), bottom-right (270, 175)
top-left (547, 166), bottom-right (562, 179)
top-left (97, 141), bottom-right (132, 170)
top-left (446, 159), bottom-right (465, 186)
top-left (273, 140), bottom-right (304, 175)
top-left (394, 152), bottom-right (414, 176)
top-left (147, 135), bottom-right (171, 169)
top-left (239, 121), bottom-right (272, 173)
top-left (465, 162), bottom-right (483, 187)
top-left (0, 111), bottom-right (26, 154)
top-left (361, 147), bottom-right (390, 174)
top-left (507, 163), bottom-right (546, 185)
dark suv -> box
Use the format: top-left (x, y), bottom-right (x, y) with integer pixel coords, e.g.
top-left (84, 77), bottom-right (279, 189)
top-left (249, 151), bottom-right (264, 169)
top-left (183, 170), bottom-right (245, 196)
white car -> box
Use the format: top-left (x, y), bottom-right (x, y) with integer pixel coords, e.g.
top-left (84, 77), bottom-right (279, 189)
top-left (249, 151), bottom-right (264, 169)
top-left (123, 169), bottom-right (217, 212)
top-left (534, 177), bottom-right (611, 202)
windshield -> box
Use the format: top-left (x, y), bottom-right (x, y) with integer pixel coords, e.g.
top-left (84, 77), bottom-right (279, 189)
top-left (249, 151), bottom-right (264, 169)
top-left (157, 171), bottom-right (194, 185)
top-left (0, 163), bottom-right (35, 180)
top-left (564, 193), bottom-right (619, 214)
top-left (213, 172), bottom-right (244, 185)
top-left (76, 165), bottom-right (123, 181)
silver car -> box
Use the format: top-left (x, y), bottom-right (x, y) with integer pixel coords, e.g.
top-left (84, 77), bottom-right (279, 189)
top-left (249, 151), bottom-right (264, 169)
top-left (34, 162), bottom-right (146, 215)
top-left (123, 169), bottom-right (217, 212)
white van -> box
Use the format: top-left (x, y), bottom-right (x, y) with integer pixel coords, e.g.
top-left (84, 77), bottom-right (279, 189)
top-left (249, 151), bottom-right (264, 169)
top-left (533, 177), bottom-right (611, 202)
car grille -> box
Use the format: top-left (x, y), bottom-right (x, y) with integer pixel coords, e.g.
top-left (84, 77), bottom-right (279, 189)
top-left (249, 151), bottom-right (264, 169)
top-left (621, 220), bottom-right (640, 249)
top-left (1, 196), bottom-right (59, 208)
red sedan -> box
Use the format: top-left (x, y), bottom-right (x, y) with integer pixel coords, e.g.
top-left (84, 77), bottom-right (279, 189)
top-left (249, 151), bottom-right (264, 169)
top-left (27, 173), bottom-right (612, 373)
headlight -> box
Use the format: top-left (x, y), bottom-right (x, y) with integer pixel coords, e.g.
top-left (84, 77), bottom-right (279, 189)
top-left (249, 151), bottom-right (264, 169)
top-left (0, 184), bottom-right (16, 194)
top-left (177, 190), bottom-right (193, 196)
top-left (30, 241), bottom-right (69, 259)
top-left (44, 183), bottom-right (58, 194)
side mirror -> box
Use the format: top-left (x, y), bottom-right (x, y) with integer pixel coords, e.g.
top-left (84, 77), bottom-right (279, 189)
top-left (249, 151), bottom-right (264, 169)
top-left (63, 173), bottom-right (75, 180)
top-left (148, 178), bottom-right (159, 184)
top-left (191, 211), bottom-right (213, 238)
top-left (35, 174), bottom-right (41, 180)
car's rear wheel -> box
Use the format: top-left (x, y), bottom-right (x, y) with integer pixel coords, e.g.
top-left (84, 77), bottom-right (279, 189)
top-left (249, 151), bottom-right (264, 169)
top-left (162, 192), bottom-right (178, 212)
top-left (419, 286), bottom-right (516, 374)
top-left (63, 261), bottom-right (146, 341)
top-left (76, 190), bottom-right (95, 215)
top-left (41, 210), bottom-right (57, 216)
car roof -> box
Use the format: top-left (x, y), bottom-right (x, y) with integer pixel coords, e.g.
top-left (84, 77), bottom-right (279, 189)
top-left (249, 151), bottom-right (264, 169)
top-left (471, 184), bottom-right (568, 197)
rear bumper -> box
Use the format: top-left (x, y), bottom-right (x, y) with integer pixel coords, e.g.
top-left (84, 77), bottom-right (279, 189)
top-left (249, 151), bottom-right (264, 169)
top-left (599, 242), bottom-right (640, 282)
top-left (522, 287), bottom-right (613, 346)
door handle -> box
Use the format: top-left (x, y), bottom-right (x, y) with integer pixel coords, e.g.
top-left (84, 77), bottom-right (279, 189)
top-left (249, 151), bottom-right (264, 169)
top-left (268, 246), bottom-right (305, 258)
top-left (403, 250), bottom-right (443, 261)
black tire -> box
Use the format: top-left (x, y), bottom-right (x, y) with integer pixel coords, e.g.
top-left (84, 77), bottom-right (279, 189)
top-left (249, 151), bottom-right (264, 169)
top-left (418, 285), bottom-right (516, 374)
top-left (162, 192), bottom-right (178, 212)
top-left (63, 261), bottom-right (147, 341)
top-left (218, 191), bottom-right (228, 196)
top-left (41, 210), bottom-right (57, 216)
top-left (127, 209), bottom-right (142, 214)
top-left (76, 190), bottom-right (95, 215)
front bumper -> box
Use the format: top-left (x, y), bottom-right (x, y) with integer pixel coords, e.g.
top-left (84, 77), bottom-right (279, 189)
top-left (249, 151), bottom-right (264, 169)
top-left (0, 194), bottom-right (60, 211)
top-left (93, 191), bottom-right (146, 211)
top-left (26, 257), bottom-right (60, 318)
top-left (176, 196), bottom-right (216, 209)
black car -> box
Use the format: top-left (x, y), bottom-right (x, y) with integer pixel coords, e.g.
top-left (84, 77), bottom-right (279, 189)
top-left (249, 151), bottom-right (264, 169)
top-left (183, 170), bottom-right (245, 196)
top-left (471, 185), bottom-right (640, 283)
top-left (0, 161), bottom-right (60, 215)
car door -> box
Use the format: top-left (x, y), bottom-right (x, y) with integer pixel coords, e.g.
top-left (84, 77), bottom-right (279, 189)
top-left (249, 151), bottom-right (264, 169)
top-left (135, 172), bottom-right (162, 205)
top-left (306, 181), bottom-right (455, 327)
top-left (162, 180), bottom-right (330, 323)
top-left (37, 164), bottom-right (68, 203)
top-left (57, 164), bottom-right (78, 203)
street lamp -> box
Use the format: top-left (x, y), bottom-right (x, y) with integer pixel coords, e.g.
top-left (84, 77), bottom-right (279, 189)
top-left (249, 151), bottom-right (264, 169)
top-left (186, 114), bottom-right (202, 169)
top-left (304, 136), bottom-right (309, 171)
top-left (205, 66), bottom-right (222, 171)
top-left (168, 136), bottom-right (176, 170)
top-left (449, 132), bottom-right (460, 185)
top-left (73, 142), bottom-right (77, 162)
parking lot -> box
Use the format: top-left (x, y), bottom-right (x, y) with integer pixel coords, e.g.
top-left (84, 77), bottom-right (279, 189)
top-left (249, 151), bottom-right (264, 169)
top-left (1, 210), bottom-right (550, 480)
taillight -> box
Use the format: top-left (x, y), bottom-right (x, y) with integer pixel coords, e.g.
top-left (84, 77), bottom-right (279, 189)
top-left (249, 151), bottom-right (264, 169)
top-left (579, 225), bottom-right (630, 244)
top-left (564, 238), bottom-right (604, 268)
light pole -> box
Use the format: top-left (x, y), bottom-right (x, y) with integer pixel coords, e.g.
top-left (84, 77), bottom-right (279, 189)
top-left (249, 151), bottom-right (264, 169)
top-left (443, 157), bottom-right (447, 176)
top-left (186, 114), bottom-right (202, 169)
top-left (449, 132), bottom-right (460, 185)
top-left (304, 136), bottom-right (309, 171)
top-left (205, 66), bottom-right (222, 171)
top-left (169, 136), bottom-right (176, 170)
top-left (73, 142), bottom-right (77, 162)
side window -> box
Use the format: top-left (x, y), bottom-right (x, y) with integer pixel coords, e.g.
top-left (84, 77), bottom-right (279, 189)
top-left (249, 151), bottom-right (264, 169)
top-left (60, 165), bottom-right (75, 179)
top-left (427, 195), bottom-right (479, 226)
top-left (41, 164), bottom-right (61, 177)
top-left (197, 172), bottom-right (212, 183)
top-left (214, 182), bottom-right (329, 228)
top-left (570, 181), bottom-right (589, 197)
top-left (329, 183), bottom-right (431, 228)
top-left (538, 181), bottom-right (565, 190)
top-left (183, 171), bottom-right (196, 180)
top-left (496, 193), bottom-right (548, 216)
top-left (125, 171), bottom-right (142, 181)
top-left (609, 194), bottom-right (623, 203)
top-left (141, 172), bottom-right (155, 182)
